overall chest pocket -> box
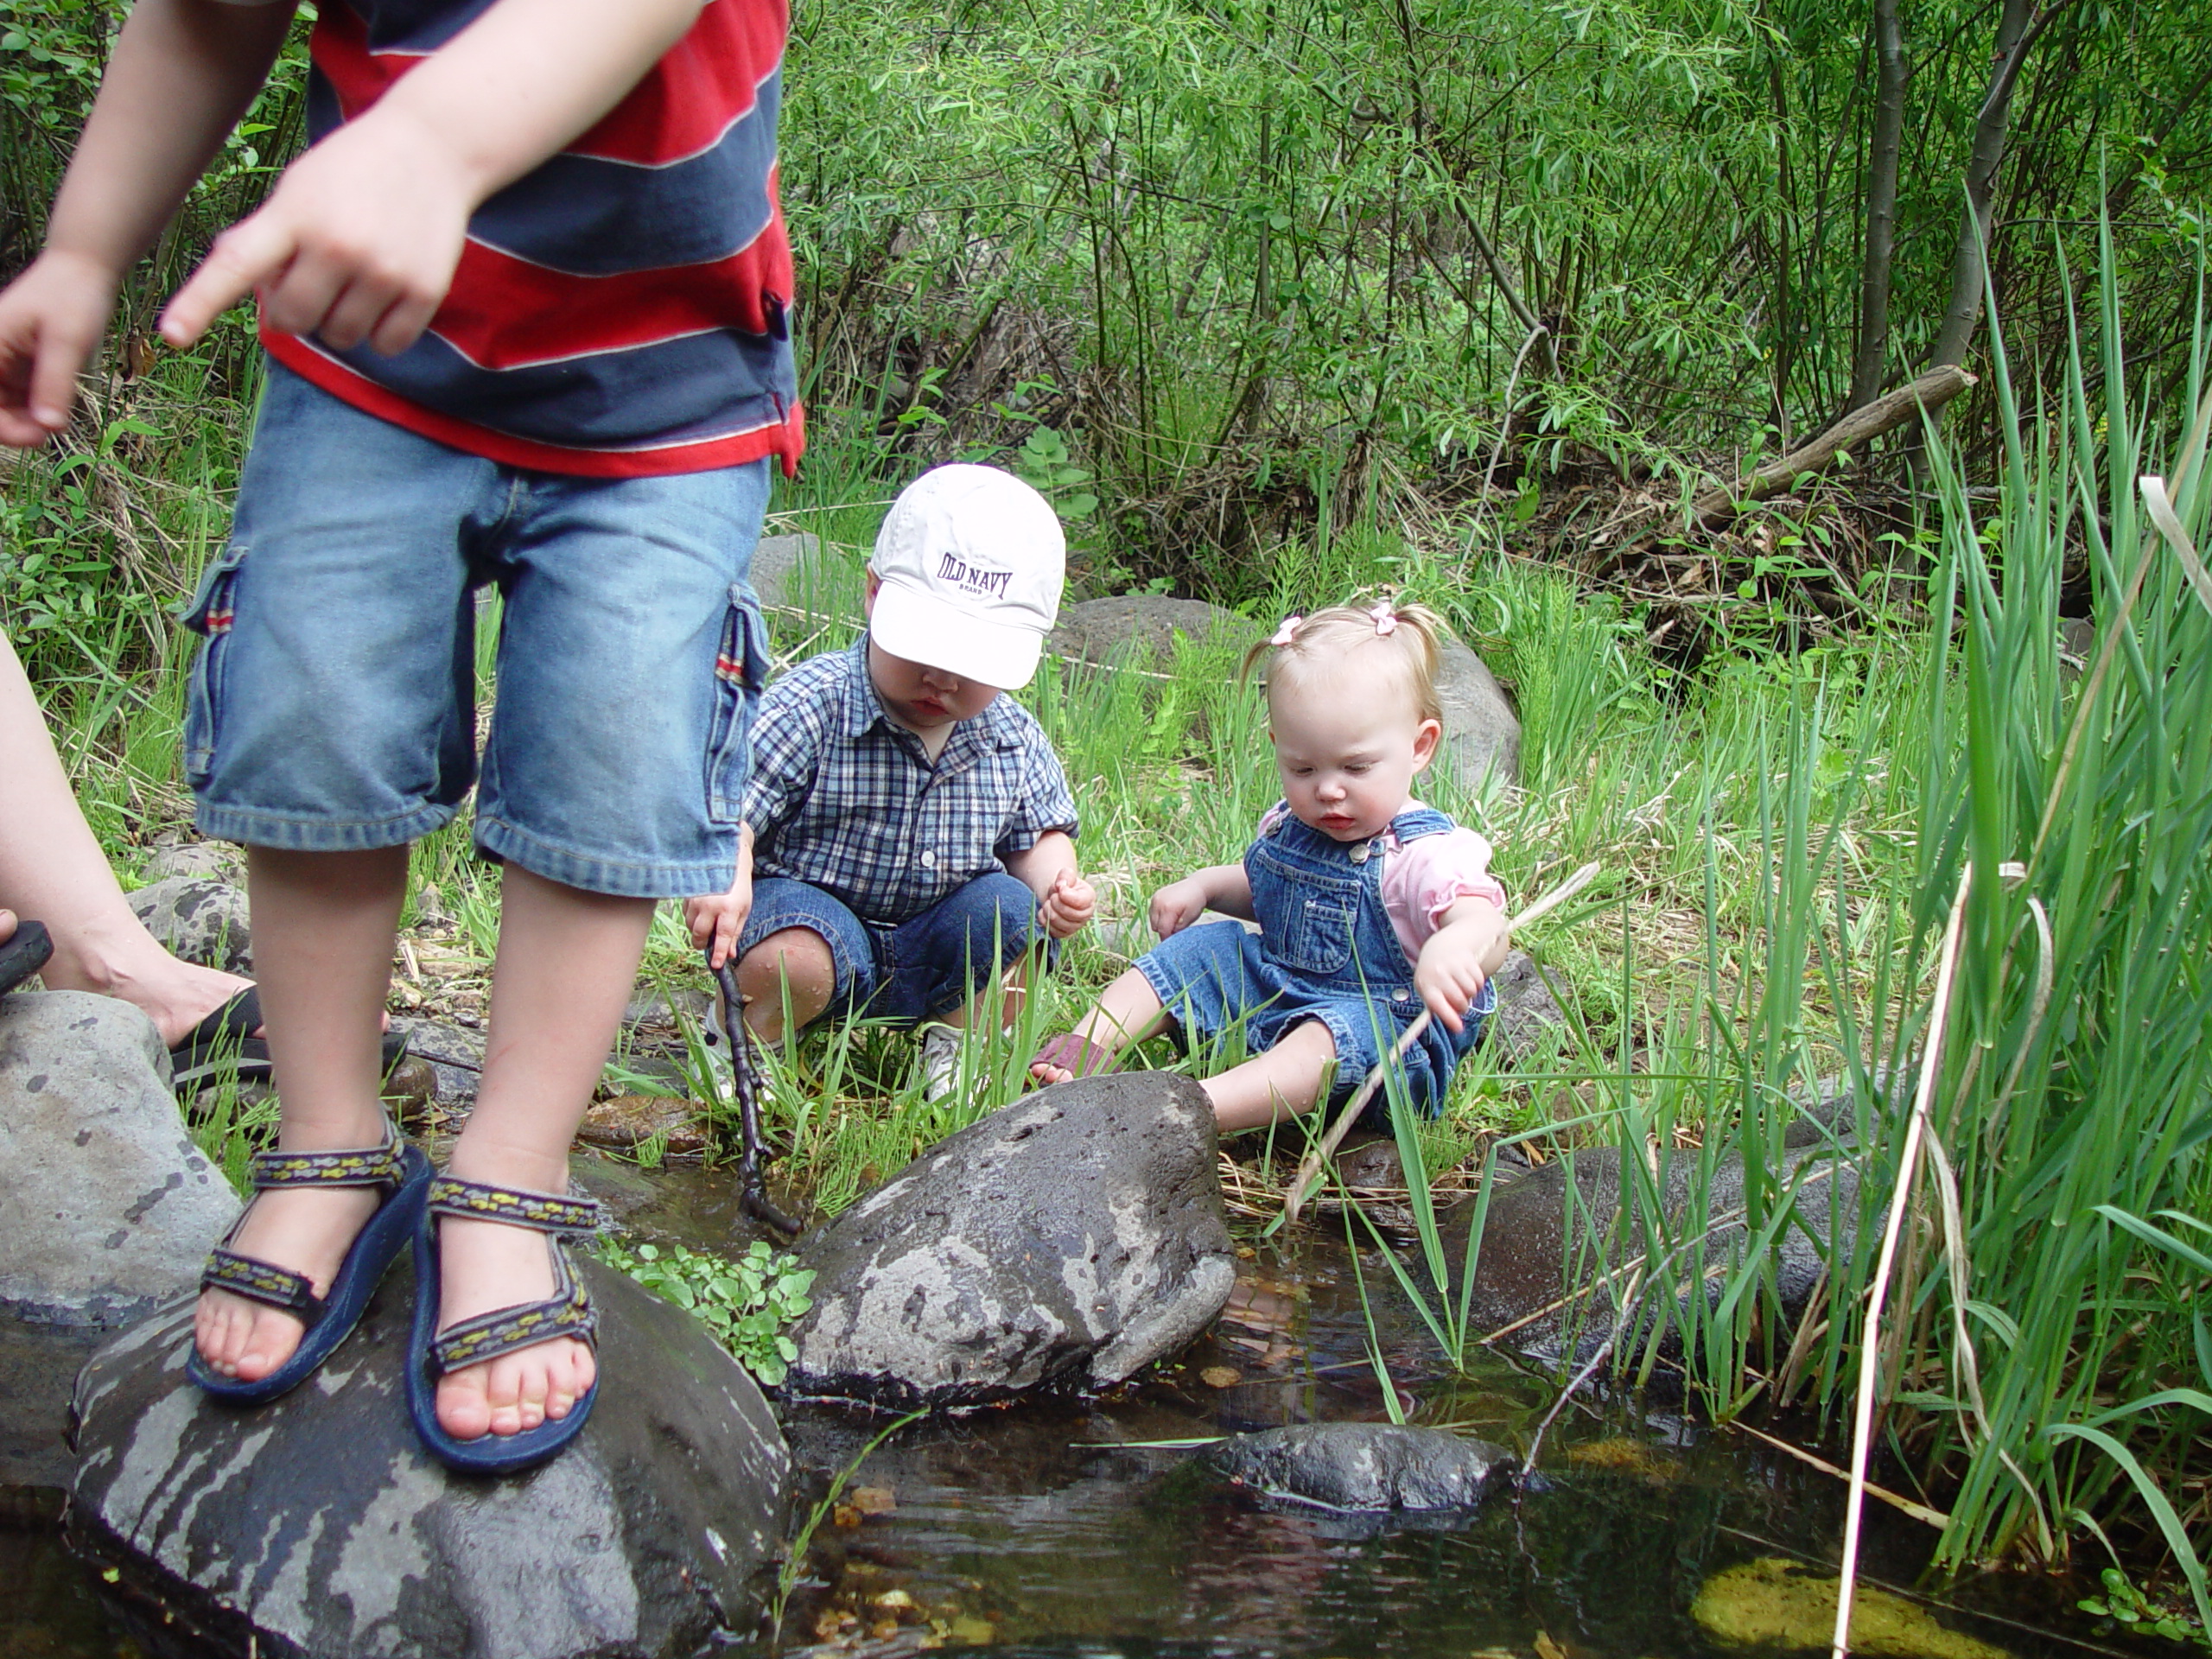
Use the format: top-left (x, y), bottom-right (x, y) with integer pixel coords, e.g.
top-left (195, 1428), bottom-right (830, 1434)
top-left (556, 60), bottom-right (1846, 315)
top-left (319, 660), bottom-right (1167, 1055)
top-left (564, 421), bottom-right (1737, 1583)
top-left (1249, 844), bottom-right (1364, 976)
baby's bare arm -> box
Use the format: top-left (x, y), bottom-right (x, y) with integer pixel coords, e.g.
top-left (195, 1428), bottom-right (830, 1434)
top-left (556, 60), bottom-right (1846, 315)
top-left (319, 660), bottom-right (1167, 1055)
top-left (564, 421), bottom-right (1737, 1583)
top-left (685, 825), bottom-right (755, 970)
top-left (1413, 895), bottom-right (1510, 1033)
top-left (1150, 862), bottom-right (1252, 938)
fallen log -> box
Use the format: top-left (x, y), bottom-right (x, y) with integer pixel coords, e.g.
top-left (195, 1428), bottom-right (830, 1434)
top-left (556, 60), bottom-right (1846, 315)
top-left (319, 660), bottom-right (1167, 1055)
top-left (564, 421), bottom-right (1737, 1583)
top-left (1589, 364), bottom-right (1975, 554)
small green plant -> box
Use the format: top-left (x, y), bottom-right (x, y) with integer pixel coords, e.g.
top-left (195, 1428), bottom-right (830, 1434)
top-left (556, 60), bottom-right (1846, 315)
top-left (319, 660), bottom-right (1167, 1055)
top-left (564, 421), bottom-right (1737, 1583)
top-left (601, 1238), bottom-right (814, 1385)
top-left (2080, 1567), bottom-right (2212, 1650)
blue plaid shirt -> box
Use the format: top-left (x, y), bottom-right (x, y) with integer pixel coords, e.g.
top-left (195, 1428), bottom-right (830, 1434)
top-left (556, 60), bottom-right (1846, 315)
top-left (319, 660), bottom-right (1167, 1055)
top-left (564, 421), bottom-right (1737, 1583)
top-left (744, 636), bottom-right (1079, 924)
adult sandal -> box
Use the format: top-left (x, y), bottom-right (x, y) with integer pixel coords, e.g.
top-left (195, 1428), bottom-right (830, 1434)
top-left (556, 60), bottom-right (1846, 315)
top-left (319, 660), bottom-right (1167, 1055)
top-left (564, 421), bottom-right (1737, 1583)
top-left (1028, 1032), bottom-right (1118, 1085)
top-left (188, 1122), bottom-right (431, 1403)
top-left (406, 1175), bottom-right (601, 1475)
top-left (168, 986), bottom-right (411, 1096)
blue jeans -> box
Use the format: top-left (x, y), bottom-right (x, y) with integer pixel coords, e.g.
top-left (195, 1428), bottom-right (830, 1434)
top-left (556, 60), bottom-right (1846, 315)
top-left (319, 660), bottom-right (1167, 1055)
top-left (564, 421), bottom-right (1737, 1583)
top-left (181, 359), bottom-right (772, 897)
top-left (740, 873), bottom-right (1040, 1026)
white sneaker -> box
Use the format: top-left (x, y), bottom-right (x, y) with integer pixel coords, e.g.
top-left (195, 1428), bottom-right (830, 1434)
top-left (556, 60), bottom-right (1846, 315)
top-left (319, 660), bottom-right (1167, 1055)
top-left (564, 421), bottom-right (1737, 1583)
top-left (918, 1022), bottom-right (963, 1103)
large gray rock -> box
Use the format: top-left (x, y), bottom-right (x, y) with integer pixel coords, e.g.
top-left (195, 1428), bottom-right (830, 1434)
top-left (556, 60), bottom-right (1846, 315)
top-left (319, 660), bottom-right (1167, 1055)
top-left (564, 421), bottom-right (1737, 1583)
top-left (1432, 637), bottom-right (1520, 790)
top-left (0, 991), bottom-right (238, 1327)
top-left (749, 531), bottom-right (852, 616)
top-left (127, 875), bottom-right (252, 976)
top-left (1204, 1423), bottom-right (1511, 1511)
top-left (1048, 594), bottom-right (1255, 667)
top-left (139, 837), bottom-right (246, 886)
top-left (70, 1263), bottom-right (790, 1659)
top-left (390, 1016), bottom-right (487, 1108)
top-left (785, 1073), bottom-right (1236, 1407)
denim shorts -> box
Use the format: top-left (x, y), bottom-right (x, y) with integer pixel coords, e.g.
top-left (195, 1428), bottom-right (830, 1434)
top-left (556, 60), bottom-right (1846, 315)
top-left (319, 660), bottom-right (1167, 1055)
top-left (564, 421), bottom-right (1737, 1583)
top-left (181, 359), bottom-right (772, 898)
top-left (739, 873), bottom-right (1040, 1027)
top-left (1136, 919), bottom-right (1495, 1119)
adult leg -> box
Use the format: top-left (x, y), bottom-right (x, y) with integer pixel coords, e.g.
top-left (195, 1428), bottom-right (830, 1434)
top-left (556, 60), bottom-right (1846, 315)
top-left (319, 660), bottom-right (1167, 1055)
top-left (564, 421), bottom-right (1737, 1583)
top-left (432, 865), bottom-right (651, 1439)
top-left (194, 844), bottom-right (405, 1380)
top-left (0, 632), bottom-right (251, 1046)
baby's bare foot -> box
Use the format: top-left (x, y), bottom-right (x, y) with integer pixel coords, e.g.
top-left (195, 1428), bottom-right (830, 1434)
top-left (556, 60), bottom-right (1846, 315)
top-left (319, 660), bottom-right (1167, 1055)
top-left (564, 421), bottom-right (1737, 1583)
top-left (194, 1184), bottom-right (381, 1379)
top-left (434, 1212), bottom-right (594, 1440)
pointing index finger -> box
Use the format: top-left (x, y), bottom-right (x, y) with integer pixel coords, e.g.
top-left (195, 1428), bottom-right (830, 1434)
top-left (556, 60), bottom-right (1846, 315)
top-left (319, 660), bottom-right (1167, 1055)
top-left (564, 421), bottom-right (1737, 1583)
top-left (160, 216), bottom-right (296, 347)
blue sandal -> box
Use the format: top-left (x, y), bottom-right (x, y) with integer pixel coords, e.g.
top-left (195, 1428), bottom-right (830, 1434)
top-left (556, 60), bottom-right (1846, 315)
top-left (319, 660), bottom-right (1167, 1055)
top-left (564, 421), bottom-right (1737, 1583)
top-left (188, 1123), bottom-right (431, 1402)
top-left (406, 1176), bottom-right (601, 1475)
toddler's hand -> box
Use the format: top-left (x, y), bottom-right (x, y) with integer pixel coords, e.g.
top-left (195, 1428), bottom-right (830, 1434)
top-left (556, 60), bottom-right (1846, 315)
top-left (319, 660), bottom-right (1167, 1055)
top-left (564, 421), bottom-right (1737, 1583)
top-left (1148, 878), bottom-right (1211, 941)
top-left (1039, 869), bottom-right (1096, 939)
top-left (686, 879), bottom-right (754, 971)
top-left (1414, 900), bottom-right (1508, 1033)
top-left (0, 250), bottom-right (120, 446)
top-left (162, 111), bottom-right (473, 356)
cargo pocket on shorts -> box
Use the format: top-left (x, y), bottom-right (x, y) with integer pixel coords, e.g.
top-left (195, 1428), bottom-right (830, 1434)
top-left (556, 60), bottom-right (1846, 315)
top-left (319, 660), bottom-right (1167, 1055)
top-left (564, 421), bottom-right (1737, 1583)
top-left (179, 543), bottom-right (247, 786)
top-left (706, 586), bottom-right (771, 823)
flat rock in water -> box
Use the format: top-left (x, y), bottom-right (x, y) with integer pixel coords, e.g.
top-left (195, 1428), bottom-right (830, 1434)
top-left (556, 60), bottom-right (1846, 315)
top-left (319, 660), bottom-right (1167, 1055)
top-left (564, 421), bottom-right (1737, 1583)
top-left (1203, 1423), bottom-right (1511, 1511)
top-left (70, 1262), bottom-right (789, 1659)
top-left (126, 876), bottom-right (252, 976)
top-left (0, 991), bottom-right (238, 1328)
top-left (577, 1094), bottom-right (709, 1155)
top-left (785, 1072), bottom-right (1236, 1407)
top-left (1692, 1557), bottom-right (2009, 1658)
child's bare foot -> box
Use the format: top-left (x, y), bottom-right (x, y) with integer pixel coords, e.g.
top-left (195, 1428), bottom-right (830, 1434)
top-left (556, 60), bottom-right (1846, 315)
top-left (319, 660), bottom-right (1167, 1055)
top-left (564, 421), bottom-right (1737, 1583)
top-left (194, 1183), bottom-right (382, 1380)
top-left (434, 1212), bottom-right (596, 1440)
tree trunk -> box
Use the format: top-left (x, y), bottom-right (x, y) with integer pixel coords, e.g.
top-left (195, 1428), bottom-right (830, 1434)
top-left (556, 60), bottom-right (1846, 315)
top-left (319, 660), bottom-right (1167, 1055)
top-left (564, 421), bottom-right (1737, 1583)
top-left (1928, 0), bottom-right (2045, 372)
top-left (1850, 0), bottom-right (1907, 408)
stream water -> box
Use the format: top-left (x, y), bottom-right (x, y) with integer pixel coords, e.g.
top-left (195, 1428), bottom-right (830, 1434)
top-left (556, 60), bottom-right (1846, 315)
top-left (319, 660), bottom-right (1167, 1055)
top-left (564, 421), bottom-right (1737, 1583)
top-left (2, 1154), bottom-right (2105, 1659)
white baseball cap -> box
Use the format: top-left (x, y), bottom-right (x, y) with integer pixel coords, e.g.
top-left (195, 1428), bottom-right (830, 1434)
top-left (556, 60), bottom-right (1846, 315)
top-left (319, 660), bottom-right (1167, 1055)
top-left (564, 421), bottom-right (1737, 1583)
top-left (868, 464), bottom-right (1066, 690)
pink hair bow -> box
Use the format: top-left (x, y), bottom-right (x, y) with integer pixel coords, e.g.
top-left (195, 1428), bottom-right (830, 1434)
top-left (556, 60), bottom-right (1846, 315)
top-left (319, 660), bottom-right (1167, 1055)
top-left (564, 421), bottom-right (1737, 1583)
top-left (1269, 614), bottom-right (1304, 647)
top-left (1369, 601), bottom-right (1399, 636)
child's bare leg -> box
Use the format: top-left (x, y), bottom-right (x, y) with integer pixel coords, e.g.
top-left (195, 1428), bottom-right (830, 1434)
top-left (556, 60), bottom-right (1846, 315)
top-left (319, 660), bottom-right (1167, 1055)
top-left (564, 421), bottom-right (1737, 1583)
top-left (1200, 1019), bottom-right (1338, 1133)
top-left (434, 865), bottom-right (652, 1441)
top-left (194, 845), bottom-right (406, 1382)
top-left (941, 950), bottom-right (1033, 1031)
top-left (1030, 968), bottom-right (1169, 1084)
top-left (1, 634), bottom-right (253, 1046)
top-left (734, 926), bottom-right (835, 1046)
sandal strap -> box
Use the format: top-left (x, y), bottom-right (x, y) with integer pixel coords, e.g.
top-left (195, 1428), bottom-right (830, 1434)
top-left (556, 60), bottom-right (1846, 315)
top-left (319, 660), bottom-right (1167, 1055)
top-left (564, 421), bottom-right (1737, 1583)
top-left (425, 1176), bottom-right (601, 1235)
top-left (248, 1125), bottom-right (406, 1192)
top-left (430, 1236), bottom-right (597, 1375)
top-left (1033, 1033), bottom-right (1116, 1078)
top-left (201, 1246), bottom-right (327, 1319)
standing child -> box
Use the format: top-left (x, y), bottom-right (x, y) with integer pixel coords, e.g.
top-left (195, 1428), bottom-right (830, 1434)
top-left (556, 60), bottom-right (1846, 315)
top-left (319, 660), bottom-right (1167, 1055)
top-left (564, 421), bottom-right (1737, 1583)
top-left (1031, 601), bottom-right (1510, 1130)
top-left (687, 465), bottom-right (1096, 1094)
top-left (0, 0), bottom-right (801, 1471)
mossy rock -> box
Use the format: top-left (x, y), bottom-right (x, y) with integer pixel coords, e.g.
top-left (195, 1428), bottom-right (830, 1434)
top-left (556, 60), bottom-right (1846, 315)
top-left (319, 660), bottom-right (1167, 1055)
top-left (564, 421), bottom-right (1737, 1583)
top-left (1691, 1558), bottom-right (2010, 1659)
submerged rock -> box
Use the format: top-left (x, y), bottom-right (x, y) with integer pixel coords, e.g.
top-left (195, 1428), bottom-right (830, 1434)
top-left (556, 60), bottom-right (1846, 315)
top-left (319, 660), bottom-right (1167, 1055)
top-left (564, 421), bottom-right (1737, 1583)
top-left (1692, 1557), bottom-right (2010, 1659)
top-left (70, 1262), bottom-right (789, 1659)
top-left (126, 876), bottom-right (252, 976)
top-left (785, 1072), bottom-right (1236, 1408)
top-left (0, 991), bottom-right (238, 1328)
top-left (1203, 1423), bottom-right (1511, 1512)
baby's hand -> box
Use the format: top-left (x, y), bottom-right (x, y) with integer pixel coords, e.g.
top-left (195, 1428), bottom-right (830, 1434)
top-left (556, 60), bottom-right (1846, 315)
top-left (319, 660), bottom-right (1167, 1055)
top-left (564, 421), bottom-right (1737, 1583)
top-left (1039, 869), bottom-right (1096, 940)
top-left (1414, 899), bottom-right (1509, 1033)
top-left (685, 877), bottom-right (754, 970)
top-left (0, 250), bottom-right (119, 446)
top-left (1148, 877), bottom-right (1211, 941)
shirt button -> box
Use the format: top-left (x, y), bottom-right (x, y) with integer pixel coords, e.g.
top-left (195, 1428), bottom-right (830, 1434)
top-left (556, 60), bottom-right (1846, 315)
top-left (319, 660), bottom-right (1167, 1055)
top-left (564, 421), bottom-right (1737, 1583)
top-left (920, 849), bottom-right (938, 868)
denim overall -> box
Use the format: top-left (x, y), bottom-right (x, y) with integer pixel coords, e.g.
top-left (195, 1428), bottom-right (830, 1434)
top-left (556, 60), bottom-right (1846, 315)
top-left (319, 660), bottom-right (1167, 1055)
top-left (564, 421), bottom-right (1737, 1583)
top-left (1137, 804), bottom-right (1495, 1117)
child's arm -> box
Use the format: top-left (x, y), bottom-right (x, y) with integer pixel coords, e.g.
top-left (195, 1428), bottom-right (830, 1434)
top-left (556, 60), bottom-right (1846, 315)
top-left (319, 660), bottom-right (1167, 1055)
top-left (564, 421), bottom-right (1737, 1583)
top-left (685, 825), bottom-right (755, 971)
top-left (1412, 895), bottom-right (1511, 1033)
top-left (162, 0), bottom-right (711, 353)
top-left (1005, 831), bottom-right (1096, 940)
top-left (1150, 861), bottom-right (1254, 939)
top-left (0, 0), bottom-right (296, 444)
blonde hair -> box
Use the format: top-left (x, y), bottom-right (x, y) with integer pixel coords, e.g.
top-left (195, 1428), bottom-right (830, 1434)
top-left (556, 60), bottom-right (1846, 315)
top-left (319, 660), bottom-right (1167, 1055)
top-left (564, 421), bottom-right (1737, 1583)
top-left (1243, 598), bottom-right (1446, 725)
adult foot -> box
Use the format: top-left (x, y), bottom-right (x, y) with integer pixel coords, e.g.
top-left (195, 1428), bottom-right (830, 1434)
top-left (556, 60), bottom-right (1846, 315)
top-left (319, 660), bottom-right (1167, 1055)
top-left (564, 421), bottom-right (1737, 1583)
top-left (194, 1182), bottom-right (382, 1381)
top-left (433, 1210), bottom-right (596, 1440)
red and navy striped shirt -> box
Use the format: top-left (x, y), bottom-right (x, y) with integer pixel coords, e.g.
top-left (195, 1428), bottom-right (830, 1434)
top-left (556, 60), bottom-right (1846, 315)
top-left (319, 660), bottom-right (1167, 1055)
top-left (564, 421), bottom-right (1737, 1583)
top-left (264, 0), bottom-right (804, 479)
